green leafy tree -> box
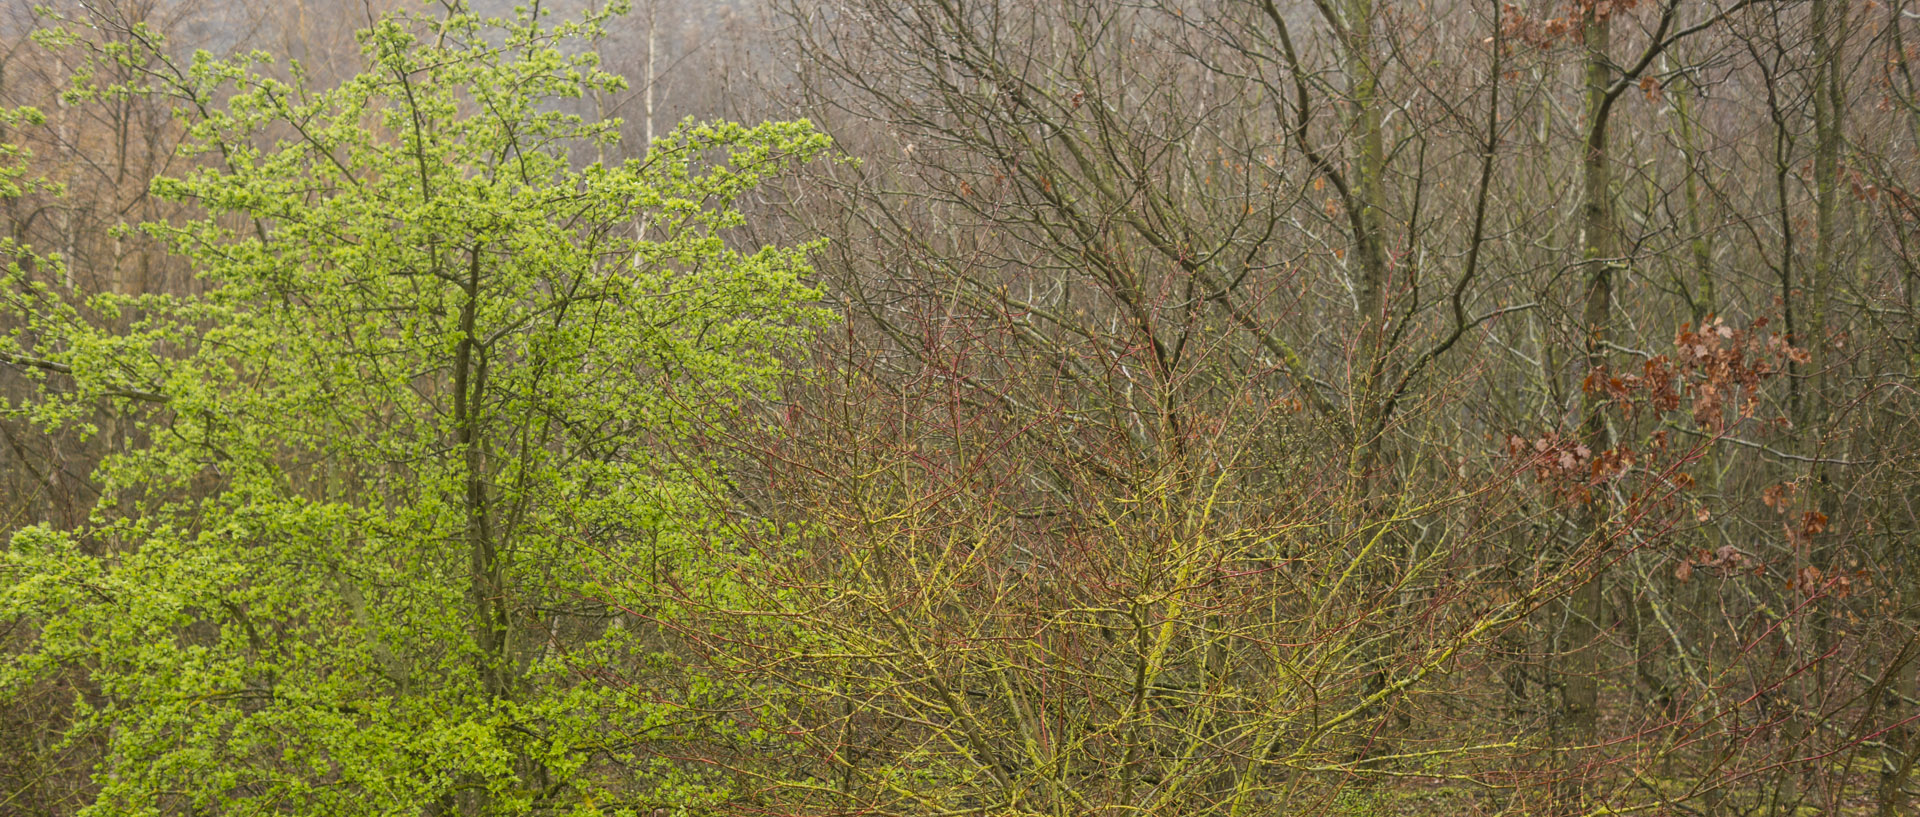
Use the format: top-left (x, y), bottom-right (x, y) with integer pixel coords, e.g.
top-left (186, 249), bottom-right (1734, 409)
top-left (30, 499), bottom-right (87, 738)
top-left (0, 3), bottom-right (829, 814)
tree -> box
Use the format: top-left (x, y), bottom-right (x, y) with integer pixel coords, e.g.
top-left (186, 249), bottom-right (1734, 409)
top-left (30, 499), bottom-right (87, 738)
top-left (672, 1), bottom-right (1602, 813)
top-left (0, 3), bottom-right (829, 814)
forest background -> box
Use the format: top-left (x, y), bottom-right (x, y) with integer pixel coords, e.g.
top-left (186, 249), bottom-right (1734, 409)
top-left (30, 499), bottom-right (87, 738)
top-left (1, 0), bottom-right (1918, 816)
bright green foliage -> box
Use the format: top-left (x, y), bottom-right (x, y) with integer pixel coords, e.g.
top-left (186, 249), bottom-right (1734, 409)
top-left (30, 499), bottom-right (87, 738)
top-left (0, 4), bottom-right (829, 815)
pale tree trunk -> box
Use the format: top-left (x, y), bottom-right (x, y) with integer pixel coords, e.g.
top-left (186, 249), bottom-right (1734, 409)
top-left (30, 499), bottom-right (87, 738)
top-left (638, 0), bottom-right (658, 245)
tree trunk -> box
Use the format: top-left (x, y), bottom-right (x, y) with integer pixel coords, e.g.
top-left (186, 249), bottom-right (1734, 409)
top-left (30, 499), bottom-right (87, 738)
top-left (1563, 6), bottom-right (1614, 809)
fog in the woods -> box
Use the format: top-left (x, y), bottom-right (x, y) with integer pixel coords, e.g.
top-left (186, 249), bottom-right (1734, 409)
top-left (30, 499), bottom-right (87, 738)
top-left (2, 0), bottom-right (1916, 815)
